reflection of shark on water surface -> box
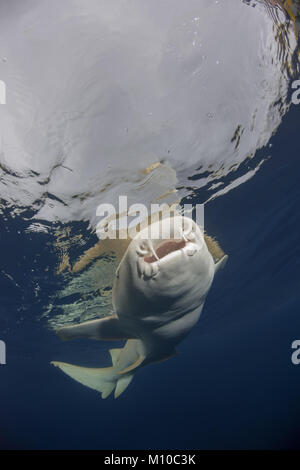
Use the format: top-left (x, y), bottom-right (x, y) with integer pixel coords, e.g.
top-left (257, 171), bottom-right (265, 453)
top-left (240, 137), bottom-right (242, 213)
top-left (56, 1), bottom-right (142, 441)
top-left (52, 216), bottom-right (227, 398)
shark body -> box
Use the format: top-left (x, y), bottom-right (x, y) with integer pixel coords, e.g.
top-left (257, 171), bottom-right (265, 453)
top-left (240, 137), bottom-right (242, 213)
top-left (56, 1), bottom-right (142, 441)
top-left (52, 216), bottom-right (227, 398)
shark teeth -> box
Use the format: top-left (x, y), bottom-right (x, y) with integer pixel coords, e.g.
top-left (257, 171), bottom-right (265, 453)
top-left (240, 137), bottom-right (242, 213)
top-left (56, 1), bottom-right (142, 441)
top-left (137, 257), bottom-right (144, 276)
top-left (137, 257), bottom-right (159, 279)
top-left (143, 261), bottom-right (153, 278)
top-left (150, 262), bottom-right (159, 277)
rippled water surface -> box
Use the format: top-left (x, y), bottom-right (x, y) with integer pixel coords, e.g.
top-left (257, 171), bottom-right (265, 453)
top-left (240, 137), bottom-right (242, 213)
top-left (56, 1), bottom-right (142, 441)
top-left (0, 0), bottom-right (300, 449)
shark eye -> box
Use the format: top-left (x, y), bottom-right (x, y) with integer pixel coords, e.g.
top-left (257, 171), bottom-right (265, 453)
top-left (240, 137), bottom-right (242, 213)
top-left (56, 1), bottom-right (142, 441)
top-left (116, 270), bottom-right (120, 279)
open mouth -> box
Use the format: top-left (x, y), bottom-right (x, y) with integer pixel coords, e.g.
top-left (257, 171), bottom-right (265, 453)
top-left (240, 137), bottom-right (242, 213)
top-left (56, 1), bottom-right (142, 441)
top-left (136, 229), bottom-right (199, 278)
top-left (144, 239), bottom-right (186, 263)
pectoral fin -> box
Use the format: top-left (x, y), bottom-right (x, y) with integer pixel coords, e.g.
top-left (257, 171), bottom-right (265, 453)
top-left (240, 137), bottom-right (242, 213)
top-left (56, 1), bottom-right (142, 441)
top-left (51, 359), bottom-right (136, 399)
top-left (56, 314), bottom-right (136, 342)
top-left (214, 254), bottom-right (228, 274)
top-left (51, 361), bottom-right (116, 398)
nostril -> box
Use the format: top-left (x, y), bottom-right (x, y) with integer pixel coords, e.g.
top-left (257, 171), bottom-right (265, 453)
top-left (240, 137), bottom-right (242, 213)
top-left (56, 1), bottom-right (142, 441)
top-left (181, 219), bottom-right (196, 242)
top-left (136, 242), bottom-right (149, 256)
top-left (187, 232), bottom-right (196, 241)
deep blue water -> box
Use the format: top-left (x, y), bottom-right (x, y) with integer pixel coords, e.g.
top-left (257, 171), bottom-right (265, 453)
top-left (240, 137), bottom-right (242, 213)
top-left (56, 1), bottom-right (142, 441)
top-left (0, 101), bottom-right (300, 450)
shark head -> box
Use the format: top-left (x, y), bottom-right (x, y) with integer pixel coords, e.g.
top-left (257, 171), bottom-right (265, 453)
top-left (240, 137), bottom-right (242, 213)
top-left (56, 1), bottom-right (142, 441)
top-left (113, 216), bottom-right (215, 324)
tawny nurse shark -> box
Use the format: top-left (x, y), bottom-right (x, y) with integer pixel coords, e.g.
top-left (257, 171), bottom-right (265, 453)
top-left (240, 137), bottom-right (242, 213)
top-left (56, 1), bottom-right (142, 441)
top-left (51, 216), bottom-right (227, 398)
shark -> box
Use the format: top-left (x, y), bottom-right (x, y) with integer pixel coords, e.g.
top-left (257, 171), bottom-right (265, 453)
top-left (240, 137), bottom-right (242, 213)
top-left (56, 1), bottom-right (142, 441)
top-left (51, 215), bottom-right (227, 398)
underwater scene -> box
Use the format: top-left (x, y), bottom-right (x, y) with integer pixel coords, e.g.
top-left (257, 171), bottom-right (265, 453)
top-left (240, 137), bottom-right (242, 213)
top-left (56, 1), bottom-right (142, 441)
top-left (0, 0), bottom-right (300, 450)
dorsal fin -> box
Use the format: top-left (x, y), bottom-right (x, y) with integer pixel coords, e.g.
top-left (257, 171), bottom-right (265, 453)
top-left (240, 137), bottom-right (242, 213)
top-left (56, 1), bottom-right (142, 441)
top-left (109, 348), bottom-right (122, 367)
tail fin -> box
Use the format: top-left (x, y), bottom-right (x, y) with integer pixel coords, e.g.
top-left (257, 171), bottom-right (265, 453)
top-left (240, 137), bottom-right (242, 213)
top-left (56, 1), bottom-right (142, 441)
top-left (51, 361), bottom-right (133, 399)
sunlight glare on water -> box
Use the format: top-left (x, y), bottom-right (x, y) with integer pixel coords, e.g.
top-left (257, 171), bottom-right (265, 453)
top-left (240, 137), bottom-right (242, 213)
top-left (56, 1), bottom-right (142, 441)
top-left (0, 0), bottom-right (298, 227)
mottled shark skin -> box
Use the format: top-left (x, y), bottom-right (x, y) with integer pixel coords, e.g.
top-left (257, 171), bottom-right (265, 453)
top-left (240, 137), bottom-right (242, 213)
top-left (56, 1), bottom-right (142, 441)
top-left (52, 216), bottom-right (227, 398)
